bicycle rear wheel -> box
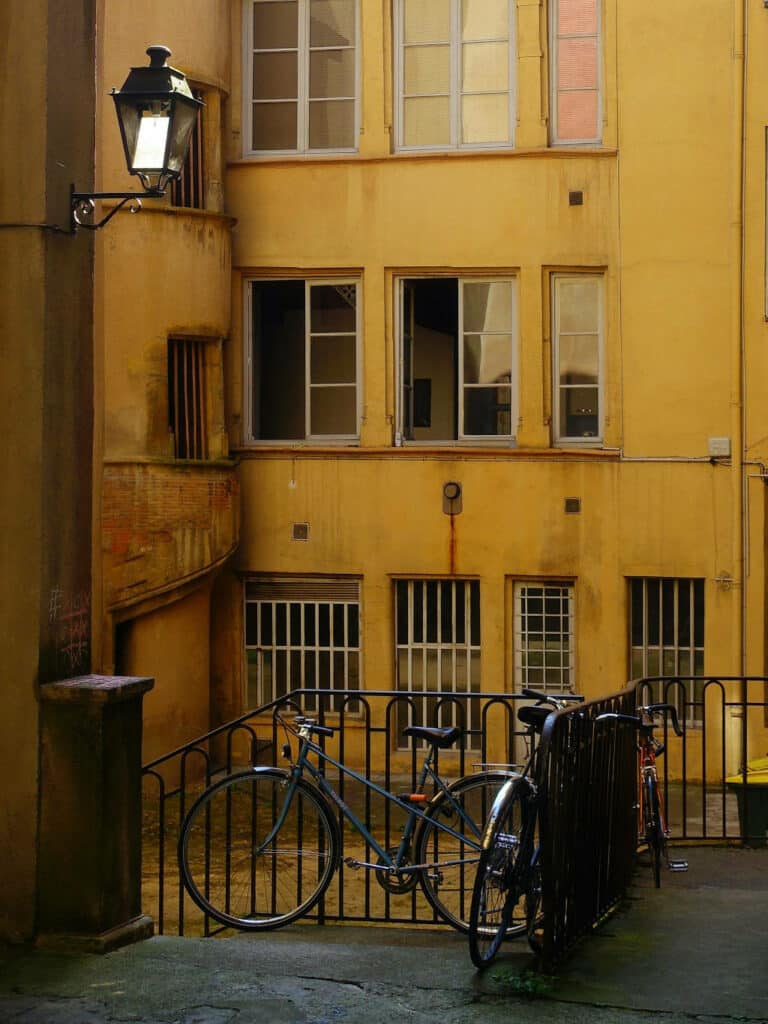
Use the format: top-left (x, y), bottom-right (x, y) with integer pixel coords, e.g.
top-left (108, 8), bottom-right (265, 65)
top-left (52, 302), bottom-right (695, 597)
top-left (643, 774), bottom-right (664, 888)
top-left (415, 771), bottom-right (511, 933)
top-left (468, 778), bottom-right (532, 969)
top-left (178, 768), bottom-right (339, 930)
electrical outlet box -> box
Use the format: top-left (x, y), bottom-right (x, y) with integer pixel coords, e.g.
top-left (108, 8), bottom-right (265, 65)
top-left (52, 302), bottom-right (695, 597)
top-left (708, 437), bottom-right (731, 458)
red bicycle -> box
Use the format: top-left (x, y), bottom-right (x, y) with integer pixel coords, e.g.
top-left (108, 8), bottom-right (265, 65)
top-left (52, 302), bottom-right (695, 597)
top-left (598, 703), bottom-right (688, 886)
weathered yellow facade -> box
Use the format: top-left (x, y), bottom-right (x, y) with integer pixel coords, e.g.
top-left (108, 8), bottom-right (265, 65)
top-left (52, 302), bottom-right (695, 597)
top-left (4, 0), bottom-right (768, 941)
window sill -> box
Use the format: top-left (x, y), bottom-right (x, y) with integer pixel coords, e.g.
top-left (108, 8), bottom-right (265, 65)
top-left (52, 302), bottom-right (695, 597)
top-left (232, 444), bottom-right (618, 461)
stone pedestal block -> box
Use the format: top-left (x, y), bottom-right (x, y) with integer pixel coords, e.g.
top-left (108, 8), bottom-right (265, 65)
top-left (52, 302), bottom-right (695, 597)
top-left (37, 674), bottom-right (154, 952)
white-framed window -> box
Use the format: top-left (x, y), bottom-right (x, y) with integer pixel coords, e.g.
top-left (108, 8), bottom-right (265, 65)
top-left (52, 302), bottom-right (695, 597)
top-left (245, 278), bottom-right (361, 442)
top-left (394, 0), bottom-right (516, 151)
top-left (395, 578), bottom-right (481, 745)
top-left (245, 577), bottom-right (361, 712)
top-left (397, 276), bottom-right (518, 443)
top-left (549, 0), bottom-right (602, 145)
top-left (243, 0), bottom-right (359, 155)
top-left (551, 273), bottom-right (603, 444)
top-left (513, 582), bottom-right (575, 692)
top-left (629, 577), bottom-right (705, 727)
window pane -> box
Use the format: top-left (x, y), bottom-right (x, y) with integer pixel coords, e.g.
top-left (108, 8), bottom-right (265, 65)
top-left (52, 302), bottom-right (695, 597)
top-left (630, 578), bottom-right (643, 647)
top-left (646, 581), bottom-right (660, 647)
top-left (463, 281), bottom-right (512, 331)
top-left (463, 334), bottom-right (513, 384)
top-left (348, 604), bottom-right (359, 646)
top-left (557, 89), bottom-right (599, 141)
top-left (461, 93), bottom-right (509, 144)
top-left (558, 0), bottom-right (597, 35)
top-left (290, 602), bottom-right (302, 644)
top-left (559, 386), bottom-right (598, 438)
top-left (403, 96), bottom-right (451, 146)
top-left (253, 0), bottom-right (298, 48)
top-left (464, 387), bottom-right (511, 435)
top-left (462, 42), bottom-right (508, 92)
top-left (558, 335), bottom-right (598, 384)
top-left (462, 0), bottom-right (508, 39)
top-left (252, 101), bottom-right (298, 150)
top-left (310, 385), bottom-right (357, 434)
top-left (558, 279), bottom-right (599, 332)
top-left (310, 336), bottom-right (356, 384)
top-left (310, 284), bottom-right (356, 331)
top-left (253, 52), bottom-right (298, 100)
top-left (252, 280), bottom-right (305, 439)
top-left (404, 45), bottom-right (450, 95)
top-left (558, 37), bottom-right (598, 90)
top-left (403, 0), bottom-right (450, 43)
top-left (310, 0), bottom-right (355, 46)
top-left (245, 602), bottom-right (258, 644)
top-left (309, 99), bottom-right (355, 148)
top-left (310, 49), bottom-right (356, 98)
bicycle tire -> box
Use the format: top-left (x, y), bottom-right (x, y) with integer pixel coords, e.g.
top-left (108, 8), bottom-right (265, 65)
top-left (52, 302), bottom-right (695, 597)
top-left (178, 768), bottom-right (339, 930)
top-left (525, 855), bottom-right (544, 956)
top-left (414, 771), bottom-right (512, 934)
top-left (644, 774), bottom-right (663, 888)
top-left (468, 778), bottom-right (532, 969)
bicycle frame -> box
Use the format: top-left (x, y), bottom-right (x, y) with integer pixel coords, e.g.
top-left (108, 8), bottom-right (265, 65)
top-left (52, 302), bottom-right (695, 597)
top-left (271, 724), bottom-right (510, 876)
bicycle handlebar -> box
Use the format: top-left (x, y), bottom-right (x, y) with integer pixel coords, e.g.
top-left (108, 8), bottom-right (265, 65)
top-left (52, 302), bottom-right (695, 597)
top-left (597, 703), bottom-right (683, 737)
top-left (521, 688), bottom-right (585, 707)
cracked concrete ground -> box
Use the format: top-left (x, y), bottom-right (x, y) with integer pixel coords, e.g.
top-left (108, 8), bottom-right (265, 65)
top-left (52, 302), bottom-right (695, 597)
top-left (1, 847), bottom-right (766, 1023)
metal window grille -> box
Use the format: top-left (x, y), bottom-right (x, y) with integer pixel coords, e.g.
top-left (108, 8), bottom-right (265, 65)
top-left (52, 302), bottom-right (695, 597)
top-left (629, 577), bottom-right (705, 727)
top-left (394, 579), bottom-right (481, 745)
top-left (244, 579), bottom-right (361, 713)
top-left (170, 90), bottom-right (205, 209)
top-left (514, 582), bottom-right (575, 692)
top-left (168, 338), bottom-right (207, 460)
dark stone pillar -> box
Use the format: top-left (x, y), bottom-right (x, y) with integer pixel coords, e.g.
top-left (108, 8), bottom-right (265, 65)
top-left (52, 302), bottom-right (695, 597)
top-left (37, 675), bottom-right (154, 952)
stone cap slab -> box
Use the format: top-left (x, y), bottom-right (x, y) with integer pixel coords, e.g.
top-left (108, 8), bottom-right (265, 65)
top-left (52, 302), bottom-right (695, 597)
top-left (39, 674), bottom-right (154, 704)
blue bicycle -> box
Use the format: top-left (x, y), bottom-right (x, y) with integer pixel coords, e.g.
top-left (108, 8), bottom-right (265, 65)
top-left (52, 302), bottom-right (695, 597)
top-left (179, 711), bottom-right (515, 932)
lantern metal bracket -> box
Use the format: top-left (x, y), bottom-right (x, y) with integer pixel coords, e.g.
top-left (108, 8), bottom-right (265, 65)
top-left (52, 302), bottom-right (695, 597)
top-left (70, 185), bottom-right (165, 233)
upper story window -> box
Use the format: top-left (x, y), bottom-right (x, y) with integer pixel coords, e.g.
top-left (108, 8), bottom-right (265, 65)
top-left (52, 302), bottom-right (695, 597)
top-left (395, 0), bottom-right (515, 151)
top-left (244, 0), bottom-right (358, 155)
top-left (246, 278), bottom-right (361, 442)
top-left (549, 0), bottom-right (601, 144)
top-left (551, 273), bottom-right (603, 445)
top-left (397, 277), bottom-right (517, 444)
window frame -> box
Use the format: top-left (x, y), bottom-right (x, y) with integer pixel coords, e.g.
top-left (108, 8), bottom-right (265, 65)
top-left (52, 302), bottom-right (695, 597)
top-left (242, 0), bottom-right (360, 157)
top-left (512, 579), bottom-right (576, 694)
top-left (551, 271), bottom-right (604, 446)
top-left (393, 0), bottom-right (516, 153)
top-left (395, 274), bottom-right (519, 446)
top-left (549, 0), bottom-right (603, 146)
top-left (244, 275), bottom-right (363, 445)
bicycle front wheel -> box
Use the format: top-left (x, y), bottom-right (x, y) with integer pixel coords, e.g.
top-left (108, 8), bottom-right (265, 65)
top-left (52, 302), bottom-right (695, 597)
top-left (468, 778), bottom-right (532, 969)
top-left (415, 771), bottom-right (511, 933)
top-left (644, 774), bottom-right (664, 888)
top-left (179, 768), bottom-right (339, 930)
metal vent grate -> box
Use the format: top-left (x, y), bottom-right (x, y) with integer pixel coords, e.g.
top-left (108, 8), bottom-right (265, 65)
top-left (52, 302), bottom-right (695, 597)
top-left (564, 497), bottom-right (581, 515)
top-left (291, 522), bottom-right (310, 541)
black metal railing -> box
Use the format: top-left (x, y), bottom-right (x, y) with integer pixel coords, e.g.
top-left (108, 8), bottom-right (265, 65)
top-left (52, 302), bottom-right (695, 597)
top-left (142, 677), bottom-right (768, 953)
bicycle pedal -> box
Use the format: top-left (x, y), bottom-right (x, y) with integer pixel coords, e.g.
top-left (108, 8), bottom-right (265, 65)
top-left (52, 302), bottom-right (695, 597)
top-left (668, 859), bottom-right (688, 872)
top-left (344, 857), bottom-right (361, 870)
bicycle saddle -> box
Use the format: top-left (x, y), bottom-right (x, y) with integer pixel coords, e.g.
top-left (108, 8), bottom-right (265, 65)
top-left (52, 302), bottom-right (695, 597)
top-left (517, 704), bottom-right (552, 732)
top-left (402, 725), bottom-right (462, 748)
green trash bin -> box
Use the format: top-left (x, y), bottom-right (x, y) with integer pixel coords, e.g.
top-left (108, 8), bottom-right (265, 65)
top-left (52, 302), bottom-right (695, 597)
top-left (726, 757), bottom-right (768, 847)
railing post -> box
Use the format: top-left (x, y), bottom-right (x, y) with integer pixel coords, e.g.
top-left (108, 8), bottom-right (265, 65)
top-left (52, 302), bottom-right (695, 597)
top-left (37, 674), bottom-right (154, 952)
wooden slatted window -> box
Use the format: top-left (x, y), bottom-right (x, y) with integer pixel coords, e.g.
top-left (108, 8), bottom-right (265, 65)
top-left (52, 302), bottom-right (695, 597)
top-left (171, 90), bottom-right (205, 208)
top-left (168, 338), bottom-right (207, 459)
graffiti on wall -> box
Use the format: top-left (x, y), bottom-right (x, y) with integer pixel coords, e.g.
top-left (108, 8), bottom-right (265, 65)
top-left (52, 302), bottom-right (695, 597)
top-left (48, 587), bottom-right (91, 674)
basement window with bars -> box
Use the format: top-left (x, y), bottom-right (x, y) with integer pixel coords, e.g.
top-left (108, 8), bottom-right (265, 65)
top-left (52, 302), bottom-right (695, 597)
top-left (244, 578), bottom-right (361, 713)
top-left (629, 577), bottom-right (705, 727)
top-left (395, 578), bottom-right (481, 746)
top-left (513, 582), bottom-right (575, 692)
top-left (170, 89), bottom-right (205, 209)
top-left (168, 338), bottom-right (208, 459)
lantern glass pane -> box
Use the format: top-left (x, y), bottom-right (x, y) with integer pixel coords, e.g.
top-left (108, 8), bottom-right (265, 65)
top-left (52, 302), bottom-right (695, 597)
top-left (133, 113), bottom-right (170, 170)
top-left (166, 99), bottom-right (200, 175)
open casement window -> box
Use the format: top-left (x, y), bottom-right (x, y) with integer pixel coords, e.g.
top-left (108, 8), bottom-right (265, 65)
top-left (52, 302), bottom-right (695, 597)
top-left (245, 0), bottom-right (358, 154)
top-left (395, 0), bottom-right (515, 151)
top-left (245, 578), bottom-right (361, 713)
top-left (513, 582), bottom-right (575, 693)
top-left (549, 0), bottom-right (601, 144)
top-left (629, 578), bottom-right (705, 728)
top-left (552, 273), bottom-right (603, 444)
top-left (247, 278), bottom-right (360, 442)
top-left (395, 578), bottom-right (481, 747)
top-left (398, 277), bottom-right (517, 443)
